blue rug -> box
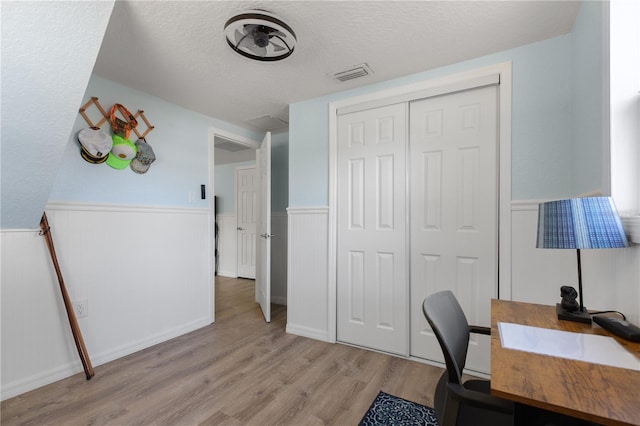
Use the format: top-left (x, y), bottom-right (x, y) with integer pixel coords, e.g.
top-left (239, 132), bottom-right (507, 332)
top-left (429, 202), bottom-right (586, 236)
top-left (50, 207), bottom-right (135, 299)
top-left (359, 391), bottom-right (438, 425)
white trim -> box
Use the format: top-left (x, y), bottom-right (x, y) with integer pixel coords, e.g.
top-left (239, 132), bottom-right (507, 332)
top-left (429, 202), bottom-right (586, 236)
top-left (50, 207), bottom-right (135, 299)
top-left (208, 132), bottom-right (216, 323)
top-left (1, 317), bottom-right (209, 401)
top-left (511, 200), bottom-right (545, 212)
top-left (208, 127), bottom-right (261, 324)
top-left (46, 201), bottom-right (210, 215)
top-left (286, 206), bottom-right (329, 215)
top-left (497, 62), bottom-right (513, 301)
top-left (331, 64), bottom-right (505, 114)
top-left (211, 127), bottom-right (261, 150)
top-left (328, 61), bottom-right (513, 341)
top-left (0, 228), bottom-right (41, 234)
top-left (328, 105), bottom-right (339, 343)
top-left (601, 0), bottom-right (611, 196)
top-left (285, 324), bottom-right (331, 343)
top-left (337, 73), bottom-right (500, 115)
top-left (216, 271), bottom-right (238, 278)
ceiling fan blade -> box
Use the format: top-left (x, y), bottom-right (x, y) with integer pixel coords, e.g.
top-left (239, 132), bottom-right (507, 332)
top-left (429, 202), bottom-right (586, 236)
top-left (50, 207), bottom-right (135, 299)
top-left (248, 44), bottom-right (267, 57)
top-left (238, 35), bottom-right (254, 50)
top-left (270, 35), bottom-right (290, 52)
top-left (238, 34), bottom-right (266, 57)
top-left (270, 39), bottom-right (286, 52)
top-left (234, 29), bottom-right (248, 46)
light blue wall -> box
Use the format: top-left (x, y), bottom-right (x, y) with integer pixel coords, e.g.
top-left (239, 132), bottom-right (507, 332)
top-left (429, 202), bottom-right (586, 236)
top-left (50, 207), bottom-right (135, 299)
top-left (214, 161), bottom-right (255, 215)
top-left (571, 1), bottom-right (605, 196)
top-left (50, 75), bottom-right (261, 207)
top-left (289, 2), bottom-right (604, 205)
top-left (271, 131), bottom-right (289, 212)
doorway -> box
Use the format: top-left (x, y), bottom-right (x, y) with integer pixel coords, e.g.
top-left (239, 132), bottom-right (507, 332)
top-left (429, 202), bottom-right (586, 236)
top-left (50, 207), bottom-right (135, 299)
top-left (209, 128), bottom-right (265, 323)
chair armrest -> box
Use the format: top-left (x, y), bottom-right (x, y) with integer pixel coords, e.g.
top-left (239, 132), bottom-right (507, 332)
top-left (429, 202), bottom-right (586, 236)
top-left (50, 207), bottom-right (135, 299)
top-left (446, 382), bottom-right (513, 415)
top-left (469, 325), bottom-right (491, 335)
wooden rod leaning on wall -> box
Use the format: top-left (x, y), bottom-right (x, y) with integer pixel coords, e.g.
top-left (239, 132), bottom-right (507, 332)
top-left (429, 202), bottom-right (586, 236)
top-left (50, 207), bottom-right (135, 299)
top-left (40, 213), bottom-right (95, 380)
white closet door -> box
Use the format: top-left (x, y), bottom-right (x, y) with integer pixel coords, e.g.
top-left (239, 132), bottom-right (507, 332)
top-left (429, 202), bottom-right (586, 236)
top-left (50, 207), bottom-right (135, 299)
top-left (236, 167), bottom-right (257, 279)
top-left (337, 103), bottom-right (409, 356)
top-left (409, 85), bottom-right (498, 374)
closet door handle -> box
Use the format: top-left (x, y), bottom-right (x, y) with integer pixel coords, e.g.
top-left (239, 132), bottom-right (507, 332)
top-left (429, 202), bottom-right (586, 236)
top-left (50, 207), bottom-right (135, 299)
top-left (260, 233), bottom-right (275, 239)
top-left (237, 227), bottom-right (244, 231)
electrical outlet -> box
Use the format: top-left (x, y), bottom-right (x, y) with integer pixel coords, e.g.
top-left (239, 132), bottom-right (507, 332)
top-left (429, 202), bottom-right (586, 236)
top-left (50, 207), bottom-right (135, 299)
top-left (75, 299), bottom-right (88, 318)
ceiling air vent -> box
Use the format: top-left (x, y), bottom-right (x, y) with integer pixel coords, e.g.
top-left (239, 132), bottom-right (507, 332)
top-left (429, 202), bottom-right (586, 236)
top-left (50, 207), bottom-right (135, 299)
top-left (331, 63), bottom-right (374, 83)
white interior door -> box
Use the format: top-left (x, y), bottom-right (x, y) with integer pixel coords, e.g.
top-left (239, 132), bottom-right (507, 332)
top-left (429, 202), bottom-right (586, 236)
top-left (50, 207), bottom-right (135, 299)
top-left (236, 166), bottom-right (257, 279)
top-left (255, 132), bottom-right (271, 322)
top-left (336, 103), bottom-right (409, 356)
top-left (409, 85), bottom-right (498, 374)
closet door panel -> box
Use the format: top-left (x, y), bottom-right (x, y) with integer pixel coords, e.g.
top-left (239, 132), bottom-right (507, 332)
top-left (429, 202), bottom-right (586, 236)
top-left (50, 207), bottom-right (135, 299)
top-left (337, 103), bottom-right (409, 356)
top-left (410, 86), bottom-right (498, 374)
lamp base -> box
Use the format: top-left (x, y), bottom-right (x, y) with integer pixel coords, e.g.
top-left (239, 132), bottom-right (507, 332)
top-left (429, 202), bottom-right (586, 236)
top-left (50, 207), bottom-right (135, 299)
top-left (556, 303), bottom-right (592, 324)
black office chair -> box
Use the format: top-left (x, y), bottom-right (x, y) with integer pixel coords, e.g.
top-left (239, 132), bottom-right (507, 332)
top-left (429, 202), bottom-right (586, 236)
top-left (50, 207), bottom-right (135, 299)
top-left (423, 290), bottom-right (513, 426)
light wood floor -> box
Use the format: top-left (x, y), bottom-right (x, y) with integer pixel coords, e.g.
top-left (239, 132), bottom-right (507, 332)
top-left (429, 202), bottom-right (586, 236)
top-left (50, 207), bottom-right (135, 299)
top-left (1, 277), bottom-right (443, 425)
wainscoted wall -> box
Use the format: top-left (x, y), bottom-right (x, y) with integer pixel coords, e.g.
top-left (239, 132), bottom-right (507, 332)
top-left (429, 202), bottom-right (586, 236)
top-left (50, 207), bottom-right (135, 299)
top-left (271, 211), bottom-right (288, 305)
top-left (511, 201), bottom-right (640, 323)
top-left (216, 211), bottom-right (288, 305)
top-left (285, 202), bottom-right (640, 345)
top-left (1, 202), bottom-right (212, 400)
top-left (286, 207), bottom-right (329, 341)
top-left (216, 213), bottom-right (237, 278)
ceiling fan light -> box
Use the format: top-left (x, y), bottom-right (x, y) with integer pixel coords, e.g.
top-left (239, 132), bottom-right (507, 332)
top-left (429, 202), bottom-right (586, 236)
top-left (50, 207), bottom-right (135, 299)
top-left (224, 10), bottom-right (297, 62)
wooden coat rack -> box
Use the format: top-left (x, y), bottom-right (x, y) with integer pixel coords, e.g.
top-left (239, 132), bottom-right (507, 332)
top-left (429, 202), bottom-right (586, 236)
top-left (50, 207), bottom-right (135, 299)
top-left (79, 97), bottom-right (155, 139)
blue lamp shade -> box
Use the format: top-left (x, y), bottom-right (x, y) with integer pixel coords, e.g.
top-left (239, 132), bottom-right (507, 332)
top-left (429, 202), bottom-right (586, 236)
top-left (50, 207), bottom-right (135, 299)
top-left (537, 197), bottom-right (629, 249)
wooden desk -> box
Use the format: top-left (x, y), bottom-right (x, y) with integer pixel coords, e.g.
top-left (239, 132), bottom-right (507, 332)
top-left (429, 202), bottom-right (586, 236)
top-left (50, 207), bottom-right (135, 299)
top-left (491, 299), bottom-right (640, 426)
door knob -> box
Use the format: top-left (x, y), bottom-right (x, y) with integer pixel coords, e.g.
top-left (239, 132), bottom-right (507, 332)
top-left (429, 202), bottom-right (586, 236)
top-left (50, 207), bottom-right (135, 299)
top-left (237, 227), bottom-right (244, 231)
top-left (260, 233), bottom-right (275, 239)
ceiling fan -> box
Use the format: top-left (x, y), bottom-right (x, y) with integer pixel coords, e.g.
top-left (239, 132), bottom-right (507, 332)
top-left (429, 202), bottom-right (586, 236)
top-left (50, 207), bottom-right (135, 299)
top-left (224, 10), bottom-right (297, 62)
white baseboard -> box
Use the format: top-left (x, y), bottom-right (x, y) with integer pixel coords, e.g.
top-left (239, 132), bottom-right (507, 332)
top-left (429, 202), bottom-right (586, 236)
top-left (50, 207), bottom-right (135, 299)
top-left (1, 317), bottom-right (210, 401)
top-left (286, 323), bottom-right (331, 343)
top-left (90, 317), bottom-right (210, 367)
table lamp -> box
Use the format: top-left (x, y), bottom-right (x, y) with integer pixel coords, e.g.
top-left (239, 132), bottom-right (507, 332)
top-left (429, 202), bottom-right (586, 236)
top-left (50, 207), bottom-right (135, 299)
top-left (536, 196), bottom-right (629, 324)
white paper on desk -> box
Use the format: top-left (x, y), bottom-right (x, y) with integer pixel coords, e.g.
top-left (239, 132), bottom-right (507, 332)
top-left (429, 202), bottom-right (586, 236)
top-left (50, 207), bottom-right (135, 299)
top-left (498, 322), bottom-right (640, 371)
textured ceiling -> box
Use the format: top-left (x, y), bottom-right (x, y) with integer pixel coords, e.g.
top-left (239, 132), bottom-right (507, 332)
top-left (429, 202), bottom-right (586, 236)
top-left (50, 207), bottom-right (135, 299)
top-left (93, 1), bottom-right (581, 133)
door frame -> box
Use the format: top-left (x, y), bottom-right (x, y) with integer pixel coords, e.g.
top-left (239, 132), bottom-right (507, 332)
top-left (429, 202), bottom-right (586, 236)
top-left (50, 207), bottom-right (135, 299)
top-left (208, 128), bottom-right (260, 323)
top-left (327, 61), bottom-right (513, 343)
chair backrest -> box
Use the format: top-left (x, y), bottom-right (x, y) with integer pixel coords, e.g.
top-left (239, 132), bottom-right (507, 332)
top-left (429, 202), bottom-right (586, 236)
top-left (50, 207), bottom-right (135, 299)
top-left (423, 290), bottom-right (470, 385)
